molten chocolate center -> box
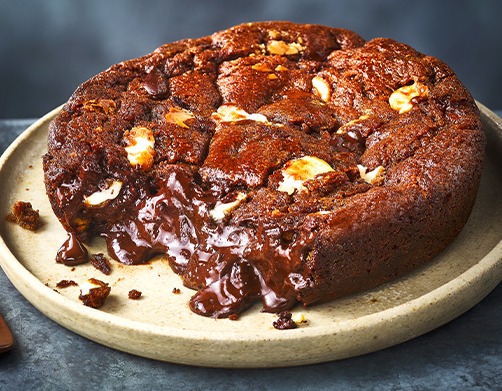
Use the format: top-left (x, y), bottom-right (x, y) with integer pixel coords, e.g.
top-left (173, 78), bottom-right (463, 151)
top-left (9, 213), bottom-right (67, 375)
top-left (96, 169), bottom-right (310, 317)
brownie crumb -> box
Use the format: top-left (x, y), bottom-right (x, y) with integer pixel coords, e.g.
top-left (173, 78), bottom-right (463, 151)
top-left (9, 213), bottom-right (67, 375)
top-left (128, 289), bottom-right (142, 300)
top-left (56, 280), bottom-right (78, 289)
top-left (228, 313), bottom-right (239, 321)
top-left (273, 311), bottom-right (298, 330)
top-left (172, 287), bottom-right (181, 294)
top-left (6, 201), bottom-right (42, 231)
top-left (78, 278), bottom-right (111, 308)
top-left (90, 253), bottom-right (112, 275)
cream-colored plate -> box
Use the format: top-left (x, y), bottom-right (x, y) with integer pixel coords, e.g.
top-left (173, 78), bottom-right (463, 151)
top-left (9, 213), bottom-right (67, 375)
top-left (1, 104), bottom-right (501, 368)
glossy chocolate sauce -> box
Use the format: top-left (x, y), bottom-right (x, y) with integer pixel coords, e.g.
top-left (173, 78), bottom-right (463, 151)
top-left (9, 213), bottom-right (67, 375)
top-left (95, 168), bottom-right (312, 317)
top-left (56, 232), bottom-right (89, 266)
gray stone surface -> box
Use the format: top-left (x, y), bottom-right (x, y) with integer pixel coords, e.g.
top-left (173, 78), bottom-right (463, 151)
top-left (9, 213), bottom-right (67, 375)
top-left (0, 119), bottom-right (501, 390)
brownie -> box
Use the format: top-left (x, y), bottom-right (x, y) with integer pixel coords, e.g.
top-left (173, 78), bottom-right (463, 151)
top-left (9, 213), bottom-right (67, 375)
top-left (78, 278), bottom-right (111, 309)
top-left (6, 201), bottom-right (42, 231)
top-left (43, 22), bottom-right (485, 318)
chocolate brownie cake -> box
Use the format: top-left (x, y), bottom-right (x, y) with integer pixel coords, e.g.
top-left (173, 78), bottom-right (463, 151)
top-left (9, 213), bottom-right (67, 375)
top-left (43, 22), bottom-right (485, 318)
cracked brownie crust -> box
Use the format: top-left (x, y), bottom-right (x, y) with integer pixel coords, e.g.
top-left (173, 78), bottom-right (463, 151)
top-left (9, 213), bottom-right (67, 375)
top-left (43, 22), bottom-right (485, 317)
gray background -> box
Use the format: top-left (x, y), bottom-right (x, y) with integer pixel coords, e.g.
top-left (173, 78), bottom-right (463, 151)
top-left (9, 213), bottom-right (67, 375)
top-left (0, 0), bottom-right (501, 119)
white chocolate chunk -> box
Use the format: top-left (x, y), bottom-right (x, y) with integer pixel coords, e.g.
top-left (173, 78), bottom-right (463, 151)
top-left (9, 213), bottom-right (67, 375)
top-left (336, 113), bottom-right (371, 135)
top-left (278, 156), bottom-right (334, 195)
top-left (292, 312), bottom-right (307, 324)
top-left (84, 180), bottom-right (123, 206)
top-left (210, 192), bottom-right (247, 221)
top-left (357, 164), bottom-right (386, 185)
top-left (312, 76), bottom-right (331, 102)
top-left (124, 126), bottom-right (155, 169)
top-left (389, 82), bottom-right (428, 114)
top-left (267, 40), bottom-right (305, 55)
top-left (165, 107), bottom-right (195, 128)
top-left (267, 29), bottom-right (281, 40)
top-left (212, 104), bottom-right (269, 124)
top-left (79, 279), bottom-right (102, 296)
top-left (251, 62), bottom-right (273, 72)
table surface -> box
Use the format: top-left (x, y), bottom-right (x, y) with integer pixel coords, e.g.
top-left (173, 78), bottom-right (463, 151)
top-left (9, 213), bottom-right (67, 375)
top-left (1, 116), bottom-right (501, 391)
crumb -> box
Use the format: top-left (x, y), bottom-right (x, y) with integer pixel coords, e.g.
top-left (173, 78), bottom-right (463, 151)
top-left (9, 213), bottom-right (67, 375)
top-left (6, 201), bottom-right (42, 231)
top-left (273, 311), bottom-right (298, 330)
top-left (128, 289), bottom-right (142, 300)
top-left (172, 287), bottom-right (181, 294)
top-left (228, 313), bottom-right (239, 321)
top-left (292, 312), bottom-right (307, 325)
top-left (56, 280), bottom-right (78, 289)
top-left (78, 278), bottom-right (111, 308)
top-left (90, 253), bottom-right (111, 275)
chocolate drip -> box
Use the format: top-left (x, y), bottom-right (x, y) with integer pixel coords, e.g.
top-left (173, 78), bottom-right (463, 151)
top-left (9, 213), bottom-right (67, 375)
top-left (56, 232), bottom-right (89, 266)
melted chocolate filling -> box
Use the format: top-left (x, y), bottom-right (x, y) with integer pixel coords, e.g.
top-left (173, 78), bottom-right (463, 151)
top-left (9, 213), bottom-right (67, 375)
top-left (94, 169), bottom-right (312, 318)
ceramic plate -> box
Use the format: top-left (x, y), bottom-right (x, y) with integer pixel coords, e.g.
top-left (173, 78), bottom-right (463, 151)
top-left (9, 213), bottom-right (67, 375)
top-left (0, 104), bottom-right (501, 368)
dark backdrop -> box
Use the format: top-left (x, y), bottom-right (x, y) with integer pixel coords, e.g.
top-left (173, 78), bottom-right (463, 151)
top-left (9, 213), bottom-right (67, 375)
top-left (1, 0), bottom-right (501, 118)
